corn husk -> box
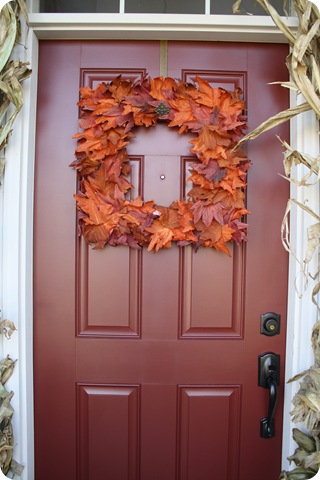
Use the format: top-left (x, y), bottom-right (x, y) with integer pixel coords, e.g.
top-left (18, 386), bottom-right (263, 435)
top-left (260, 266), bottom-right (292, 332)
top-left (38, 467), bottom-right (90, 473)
top-left (0, 356), bottom-right (15, 475)
top-left (0, 4), bottom-right (17, 72)
top-left (280, 466), bottom-right (318, 479)
top-left (285, 326), bottom-right (320, 474)
top-left (0, 354), bottom-right (22, 477)
top-left (0, 320), bottom-right (17, 340)
top-left (235, 102), bottom-right (311, 149)
top-left (293, 428), bottom-right (316, 454)
top-left (0, 1), bottom-right (31, 182)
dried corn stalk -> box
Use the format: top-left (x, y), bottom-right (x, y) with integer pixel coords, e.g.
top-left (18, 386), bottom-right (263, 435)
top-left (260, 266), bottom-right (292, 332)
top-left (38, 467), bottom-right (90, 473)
top-left (0, 0), bottom-right (31, 180)
top-left (233, 0), bottom-right (320, 478)
top-left (280, 322), bottom-right (320, 478)
top-left (0, 355), bottom-right (23, 478)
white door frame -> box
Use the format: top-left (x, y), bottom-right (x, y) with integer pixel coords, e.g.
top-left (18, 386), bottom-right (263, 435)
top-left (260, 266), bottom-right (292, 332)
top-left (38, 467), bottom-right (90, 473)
top-left (1, 13), bottom-right (319, 479)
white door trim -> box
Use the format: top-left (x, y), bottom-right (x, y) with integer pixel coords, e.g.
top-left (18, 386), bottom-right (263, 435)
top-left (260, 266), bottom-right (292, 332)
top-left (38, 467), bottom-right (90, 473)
top-left (28, 12), bottom-right (297, 42)
top-left (282, 93), bottom-right (319, 469)
top-left (2, 14), bottom-right (318, 478)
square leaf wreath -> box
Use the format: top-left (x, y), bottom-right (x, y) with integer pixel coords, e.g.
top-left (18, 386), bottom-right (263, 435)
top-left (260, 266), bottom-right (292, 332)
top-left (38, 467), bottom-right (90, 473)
top-left (71, 75), bottom-right (250, 255)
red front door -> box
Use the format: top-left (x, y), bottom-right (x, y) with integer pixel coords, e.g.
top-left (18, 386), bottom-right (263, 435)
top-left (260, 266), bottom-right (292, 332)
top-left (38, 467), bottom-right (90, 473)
top-left (34, 40), bottom-right (289, 480)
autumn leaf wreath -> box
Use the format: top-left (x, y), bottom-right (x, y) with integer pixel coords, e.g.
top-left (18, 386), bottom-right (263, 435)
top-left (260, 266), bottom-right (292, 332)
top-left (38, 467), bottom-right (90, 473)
top-left (71, 75), bottom-right (250, 255)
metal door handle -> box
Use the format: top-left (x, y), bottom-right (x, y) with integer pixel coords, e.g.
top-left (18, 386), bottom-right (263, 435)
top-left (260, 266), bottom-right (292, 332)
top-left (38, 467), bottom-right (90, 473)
top-left (260, 376), bottom-right (278, 438)
top-left (258, 352), bottom-right (280, 438)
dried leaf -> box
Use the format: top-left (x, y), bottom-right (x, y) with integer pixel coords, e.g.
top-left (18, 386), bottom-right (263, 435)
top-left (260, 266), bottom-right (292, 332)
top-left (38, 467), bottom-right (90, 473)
top-left (0, 320), bottom-right (17, 339)
top-left (9, 458), bottom-right (25, 476)
top-left (0, 157), bottom-right (4, 181)
top-left (303, 451), bottom-right (320, 469)
top-left (293, 428), bottom-right (317, 454)
top-left (255, 0), bottom-right (296, 45)
top-left (191, 201), bottom-right (226, 226)
top-left (235, 102), bottom-right (311, 149)
top-left (190, 159), bottom-right (226, 182)
top-left (0, 4), bottom-right (16, 72)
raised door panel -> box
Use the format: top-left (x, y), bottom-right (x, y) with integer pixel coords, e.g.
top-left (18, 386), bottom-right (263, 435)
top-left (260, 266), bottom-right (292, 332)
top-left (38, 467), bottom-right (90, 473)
top-left (177, 386), bottom-right (241, 480)
top-left (77, 384), bottom-right (140, 480)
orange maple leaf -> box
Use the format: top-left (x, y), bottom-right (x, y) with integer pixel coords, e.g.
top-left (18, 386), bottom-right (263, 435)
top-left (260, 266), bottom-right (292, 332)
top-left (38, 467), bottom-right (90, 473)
top-left (75, 180), bottom-right (125, 248)
top-left (190, 126), bottom-right (231, 162)
top-left (199, 221), bottom-right (235, 255)
top-left (145, 207), bottom-right (180, 251)
top-left (146, 226), bottom-right (173, 252)
top-left (149, 76), bottom-right (177, 101)
top-left (211, 187), bottom-right (246, 208)
top-left (168, 98), bottom-right (194, 129)
top-left (187, 77), bottom-right (223, 108)
top-left (74, 125), bottom-right (131, 162)
top-left (78, 113), bottom-right (97, 130)
top-left (219, 89), bottom-right (245, 119)
top-left (187, 170), bottom-right (213, 190)
top-left (92, 98), bottom-right (118, 116)
top-left (133, 108), bottom-right (158, 127)
top-left (78, 83), bottom-right (109, 111)
top-left (169, 201), bottom-right (198, 243)
top-left (216, 147), bottom-right (249, 168)
top-left (218, 167), bottom-right (247, 194)
top-left (108, 76), bottom-right (134, 103)
top-left (121, 104), bottom-right (157, 127)
top-left (82, 224), bottom-right (110, 249)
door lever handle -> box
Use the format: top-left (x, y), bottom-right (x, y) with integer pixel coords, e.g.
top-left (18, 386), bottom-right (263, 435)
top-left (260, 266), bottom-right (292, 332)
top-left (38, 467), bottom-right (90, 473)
top-left (261, 376), bottom-right (278, 438)
top-left (258, 352), bottom-right (280, 438)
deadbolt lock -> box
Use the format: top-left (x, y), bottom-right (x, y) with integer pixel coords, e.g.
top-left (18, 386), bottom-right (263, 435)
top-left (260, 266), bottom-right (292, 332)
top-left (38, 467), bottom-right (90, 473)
top-left (260, 312), bottom-right (280, 336)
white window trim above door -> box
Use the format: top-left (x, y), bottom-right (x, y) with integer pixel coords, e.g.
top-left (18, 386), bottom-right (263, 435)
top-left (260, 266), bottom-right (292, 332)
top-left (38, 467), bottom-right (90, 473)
top-left (1, 11), bottom-right (318, 478)
top-left (29, 12), bottom-right (298, 42)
